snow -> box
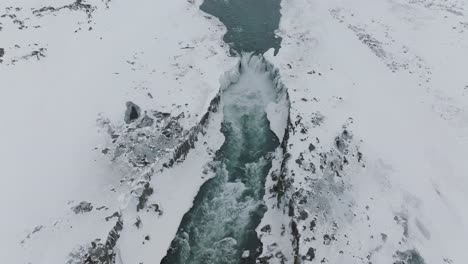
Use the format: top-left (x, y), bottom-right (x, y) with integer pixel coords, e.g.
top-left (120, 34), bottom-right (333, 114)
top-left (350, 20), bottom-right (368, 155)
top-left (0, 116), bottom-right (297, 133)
top-left (265, 96), bottom-right (289, 142)
top-left (263, 0), bottom-right (468, 262)
top-left (257, 148), bottom-right (295, 263)
top-left (0, 0), bottom-right (235, 263)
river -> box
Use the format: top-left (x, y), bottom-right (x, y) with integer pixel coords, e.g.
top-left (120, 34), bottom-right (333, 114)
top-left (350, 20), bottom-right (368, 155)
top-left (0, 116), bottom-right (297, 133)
top-left (161, 0), bottom-right (283, 263)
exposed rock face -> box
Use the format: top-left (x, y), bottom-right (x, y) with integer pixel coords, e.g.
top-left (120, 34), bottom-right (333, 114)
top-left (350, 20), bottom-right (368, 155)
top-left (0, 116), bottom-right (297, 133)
top-left (72, 201), bottom-right (93, 214)
top-left (394, 249), bottom-right (426, 264)
top-left (33, 0), bottom-right (96, 19)
top-left (264, 115), bottom-right (366, 263)
top-left (138, 114), bottom-right (154, 128)
top-left (136, 182), bottom-right (153, 212)
top-left (101, 106), bottom-right (186, 170)
top-left (94, 89), bottom-right (223, 244)
top-left (67, 217), bottom-right (123, 264)
top-left (165, 93), bottom-right (221, 167)
top-left (124, 101), bottom-right (141, 124)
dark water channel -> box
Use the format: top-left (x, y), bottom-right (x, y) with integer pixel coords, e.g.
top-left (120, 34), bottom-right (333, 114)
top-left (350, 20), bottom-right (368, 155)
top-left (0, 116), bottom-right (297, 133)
top-left (201, 0), bottom-right (282, 55)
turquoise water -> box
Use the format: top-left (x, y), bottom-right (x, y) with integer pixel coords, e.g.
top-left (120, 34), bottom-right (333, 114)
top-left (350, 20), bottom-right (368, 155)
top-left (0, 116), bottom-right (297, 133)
top-left (161, 0), bottom-right (283, 262)
top-left (201, 0), bottom-right (282, 55)
top-left (161, 55), bottom-right (280, 264)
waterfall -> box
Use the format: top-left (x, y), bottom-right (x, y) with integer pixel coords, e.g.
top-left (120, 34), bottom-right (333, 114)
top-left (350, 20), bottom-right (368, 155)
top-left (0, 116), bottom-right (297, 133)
top-left (161, 54), bottom-right (284, 264)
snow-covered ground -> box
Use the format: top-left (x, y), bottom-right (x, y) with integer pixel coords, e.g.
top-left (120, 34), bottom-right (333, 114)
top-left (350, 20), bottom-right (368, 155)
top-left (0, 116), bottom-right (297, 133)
top-left (261, 0), bottom-right (468, 262)
top-left (0, 0), bottom-right (236, 263)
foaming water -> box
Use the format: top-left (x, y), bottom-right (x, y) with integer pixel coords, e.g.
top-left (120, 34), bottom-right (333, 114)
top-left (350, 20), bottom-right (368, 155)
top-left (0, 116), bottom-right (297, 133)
top-left (161, 55), bottom-right (280, 264)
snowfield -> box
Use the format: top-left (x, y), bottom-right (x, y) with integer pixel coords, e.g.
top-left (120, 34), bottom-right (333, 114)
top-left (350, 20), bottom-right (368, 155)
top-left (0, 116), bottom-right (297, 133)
top-left (1, 0), bottom-right (468, 263)
top-left (262, 0), bottom-right (468, 263)
top-left (0, 0), bottom-right (235, 263)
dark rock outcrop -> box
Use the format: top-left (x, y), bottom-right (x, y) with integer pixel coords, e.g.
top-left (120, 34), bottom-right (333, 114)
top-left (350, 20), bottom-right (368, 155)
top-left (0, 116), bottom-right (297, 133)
top-left (124, 101), bottom-right (141, 124)
top-left (72, 201), bottom-right (93, 214)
